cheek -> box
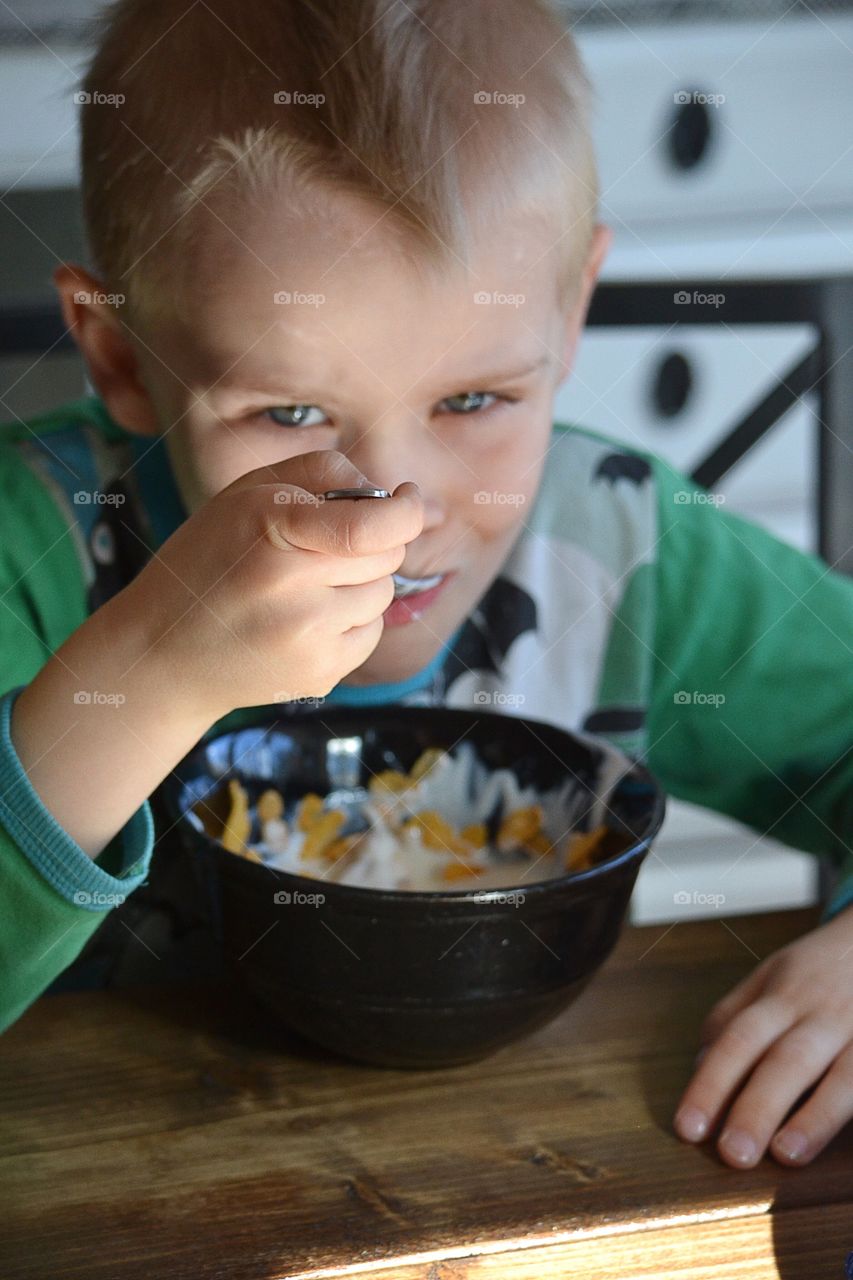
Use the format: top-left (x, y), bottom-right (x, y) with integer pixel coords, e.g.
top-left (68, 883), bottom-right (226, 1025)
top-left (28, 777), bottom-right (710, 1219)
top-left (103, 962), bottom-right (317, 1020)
top-left (460, 415), bottom-right (549, 532)
top-left (161, 430), bottom-right (209, 514)
top-left (164, 430), bottom-right (252, 514)
top-left (168, 418), bottom-right (328, 511)
top-left (470, 494), bottom-right (530, 547)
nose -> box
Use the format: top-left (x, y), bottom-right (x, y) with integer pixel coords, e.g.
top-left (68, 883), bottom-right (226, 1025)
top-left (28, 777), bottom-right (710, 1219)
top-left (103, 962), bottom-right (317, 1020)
top-left (341, 417), bottom-right (445, 529)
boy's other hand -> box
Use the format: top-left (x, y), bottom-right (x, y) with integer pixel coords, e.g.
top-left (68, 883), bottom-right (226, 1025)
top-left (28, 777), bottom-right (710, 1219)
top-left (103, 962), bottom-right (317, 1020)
top-left (125, 450), bottom-right (423, 721)
top-left (674, 905), bottom-right (853, 1167)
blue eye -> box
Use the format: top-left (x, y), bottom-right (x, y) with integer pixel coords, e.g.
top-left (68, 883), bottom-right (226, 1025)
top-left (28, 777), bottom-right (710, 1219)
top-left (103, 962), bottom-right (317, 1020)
top-left (260, 392), bottom-right (511, 428)
top-left (441, 392), bottom-right (498, 415)
top-left (265, 405), bottom-right (328, 428)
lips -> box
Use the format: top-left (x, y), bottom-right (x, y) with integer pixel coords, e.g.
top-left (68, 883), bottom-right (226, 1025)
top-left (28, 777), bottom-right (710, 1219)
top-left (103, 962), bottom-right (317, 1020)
top-left (384, 571), bottom-right (454, 626)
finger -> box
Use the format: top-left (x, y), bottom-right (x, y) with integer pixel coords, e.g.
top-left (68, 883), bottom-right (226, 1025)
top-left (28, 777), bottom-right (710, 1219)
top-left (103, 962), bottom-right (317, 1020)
top-left (266, 483), bottom-right (424, 559)
top-left (769, 1041), bottom-right (853, 1165)
top-left (328, 544), bottom-right (407, 586)
top-left (674, 999), bottom-right (791, 1145)
top-left (341, 613), bottom-right (384, 656)
top-left (304, 543), bottom-right (407, 588)
top-left (333, 575), bottom-right (397, 629)
top-left (699, 957), bottom-right (773, 1047)
top-left (712, 1017), bottom-right (841, 1168)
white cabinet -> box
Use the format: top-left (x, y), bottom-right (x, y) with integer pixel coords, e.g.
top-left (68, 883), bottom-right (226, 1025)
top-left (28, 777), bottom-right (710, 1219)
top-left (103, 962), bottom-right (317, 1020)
top-left (555, 323), bottom-right (821, 553)
top-left (585, 17), bottom-right (853, 228)
top-left (0, 48), bottom-right (87, 190)
top-left (631, 803), bottom-right (819, 927)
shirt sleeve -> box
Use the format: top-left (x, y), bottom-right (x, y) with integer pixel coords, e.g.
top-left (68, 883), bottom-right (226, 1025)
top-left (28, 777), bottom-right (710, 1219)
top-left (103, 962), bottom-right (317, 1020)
top-left (644, 456), bottom-right (853, 926)
top-left (0, 686), bottom-right (155, 1032)
top-left (0, 438), bottom-right (155, 1032)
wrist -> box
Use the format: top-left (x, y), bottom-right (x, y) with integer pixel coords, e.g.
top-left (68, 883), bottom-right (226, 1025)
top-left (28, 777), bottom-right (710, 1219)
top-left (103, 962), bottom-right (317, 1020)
top-left (11, 595), bottom-right (216, 861)
top-left (102, 581), bottom-right (222, 733)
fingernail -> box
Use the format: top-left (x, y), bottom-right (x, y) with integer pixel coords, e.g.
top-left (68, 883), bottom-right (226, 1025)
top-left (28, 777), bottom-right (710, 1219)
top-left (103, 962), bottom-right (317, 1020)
top-left (719, 1127), bottom-right (757, 1164)
top-left (773, 1129), bottom-right (809, 1161)
top-left (675, 1104), bottom-right (708, 1141)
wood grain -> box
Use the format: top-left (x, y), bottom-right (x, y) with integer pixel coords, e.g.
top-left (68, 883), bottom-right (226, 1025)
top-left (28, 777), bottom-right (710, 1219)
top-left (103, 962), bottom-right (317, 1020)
top-left (1, 907), bottom-right (850, 1279)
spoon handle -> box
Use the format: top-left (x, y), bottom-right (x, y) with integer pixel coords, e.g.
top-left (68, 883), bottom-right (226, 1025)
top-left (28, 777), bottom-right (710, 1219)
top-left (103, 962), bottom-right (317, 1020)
top-left (321, 487), bottom-right (391, 500)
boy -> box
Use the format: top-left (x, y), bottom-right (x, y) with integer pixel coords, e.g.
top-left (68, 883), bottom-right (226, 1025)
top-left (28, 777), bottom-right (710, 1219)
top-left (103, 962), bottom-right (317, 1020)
top-left (1, 0), bottom-right (852, 1176)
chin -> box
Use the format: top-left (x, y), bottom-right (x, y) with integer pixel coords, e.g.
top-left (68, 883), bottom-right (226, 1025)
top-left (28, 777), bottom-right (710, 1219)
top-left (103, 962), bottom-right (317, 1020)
top-left (344, 622), bottom-right (445, 688)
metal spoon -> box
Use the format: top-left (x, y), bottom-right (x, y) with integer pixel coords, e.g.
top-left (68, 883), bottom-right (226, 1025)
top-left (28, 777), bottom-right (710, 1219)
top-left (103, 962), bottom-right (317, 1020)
top-left (322, 487), bottom-right (391, 501)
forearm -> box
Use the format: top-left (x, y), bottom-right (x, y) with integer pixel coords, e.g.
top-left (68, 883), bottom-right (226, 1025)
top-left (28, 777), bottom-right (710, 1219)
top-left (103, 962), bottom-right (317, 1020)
top-left (9, 586), bottom-right (213, 860)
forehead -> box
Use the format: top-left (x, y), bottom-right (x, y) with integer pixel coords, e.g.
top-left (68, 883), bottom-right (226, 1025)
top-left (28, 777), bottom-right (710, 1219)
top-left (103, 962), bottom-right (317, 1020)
top-left (169, 188), bottom-right (565, 389)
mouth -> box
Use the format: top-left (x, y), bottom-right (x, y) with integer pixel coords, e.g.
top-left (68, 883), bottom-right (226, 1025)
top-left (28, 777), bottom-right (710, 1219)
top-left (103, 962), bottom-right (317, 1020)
top-left (392, 571), bottom-right (446, 599)
top-left (384, 571), bottom-right (455, 626)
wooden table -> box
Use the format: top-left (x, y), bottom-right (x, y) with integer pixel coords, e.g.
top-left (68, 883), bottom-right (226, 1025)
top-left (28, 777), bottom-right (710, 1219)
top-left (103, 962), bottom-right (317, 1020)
top-left (1, 906), bottom-right (851, 1279)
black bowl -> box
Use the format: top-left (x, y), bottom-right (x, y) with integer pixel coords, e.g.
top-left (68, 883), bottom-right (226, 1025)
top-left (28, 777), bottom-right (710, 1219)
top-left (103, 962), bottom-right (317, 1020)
top-left (162, 706), bottom-right (666, 1068)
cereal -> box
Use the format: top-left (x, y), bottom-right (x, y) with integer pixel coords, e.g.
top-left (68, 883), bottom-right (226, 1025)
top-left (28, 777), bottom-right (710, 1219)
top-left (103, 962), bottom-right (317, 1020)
top-left (409, 747), bottom-right (445, 782)
top-left (497, 803), bottom-right (544, 851)
top-left (237, 845), bottom-right (264, 864)
top-left (402, 810), bottom-right (470, 855)
top-left (563, 825), bottom-right (610, 871)
top-left (299, 809), bottom-right (346, 861)
top-left (198, 745), bottom-right (631, 891)
top-left (189, 772), bottom-right (268, 863)
top-left (369, 768), bottom-right (411, 795)
top-left (523, 831), bottom-right (553, 858)
top-left (191, 781), bottom-right (234, 841)
top-left (221, 778), bottom-right (252, 856)
top-left (441, 860), bottom-right (484, 882)
top-left (257, 788), bottom-right (285, 824)
top-left (297, 793), bottom-right (325, 831)
top-left (322, 834), bottom-right (363, 865)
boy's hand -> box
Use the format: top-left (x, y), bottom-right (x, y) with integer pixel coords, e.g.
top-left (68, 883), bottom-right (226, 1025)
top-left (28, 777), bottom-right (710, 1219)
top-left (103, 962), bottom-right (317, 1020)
top-left (126, 450), bottom-right (423, 721)
top-left (674, 905), bottom-right (853, 1167)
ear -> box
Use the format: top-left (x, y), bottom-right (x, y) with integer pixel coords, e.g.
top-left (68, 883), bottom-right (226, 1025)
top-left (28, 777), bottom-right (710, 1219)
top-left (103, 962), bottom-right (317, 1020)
top-left (53, 263), bottom-right (161, 436)
top-left (556, 223), bottom-right (613, 387)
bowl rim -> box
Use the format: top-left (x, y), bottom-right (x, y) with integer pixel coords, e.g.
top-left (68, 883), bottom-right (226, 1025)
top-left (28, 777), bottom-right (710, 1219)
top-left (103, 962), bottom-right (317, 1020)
top-left (161, 704), bottom-right (667, 904)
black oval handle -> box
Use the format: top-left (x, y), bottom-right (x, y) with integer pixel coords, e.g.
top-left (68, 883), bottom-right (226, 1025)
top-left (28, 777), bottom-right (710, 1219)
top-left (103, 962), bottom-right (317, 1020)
top-left (667, 92), bottom-right (715, 171)
top-left (651, 351), bottom-right (694, 420)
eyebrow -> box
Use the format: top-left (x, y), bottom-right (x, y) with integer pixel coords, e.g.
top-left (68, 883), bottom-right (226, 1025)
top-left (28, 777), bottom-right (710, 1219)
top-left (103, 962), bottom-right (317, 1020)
top-left (455, 353), bottom-right (551, 385)
top-left (215, 353), bottom-right (550, 399)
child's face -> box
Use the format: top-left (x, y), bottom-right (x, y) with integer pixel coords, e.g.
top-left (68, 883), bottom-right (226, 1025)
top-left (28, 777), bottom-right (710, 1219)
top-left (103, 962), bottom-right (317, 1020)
top-left (127, 194), bottom-right (607, 688)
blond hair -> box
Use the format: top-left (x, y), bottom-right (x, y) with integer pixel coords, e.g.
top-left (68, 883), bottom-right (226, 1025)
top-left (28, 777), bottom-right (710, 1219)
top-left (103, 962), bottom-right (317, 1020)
top-left (79, 0), bottom-right (599, 328)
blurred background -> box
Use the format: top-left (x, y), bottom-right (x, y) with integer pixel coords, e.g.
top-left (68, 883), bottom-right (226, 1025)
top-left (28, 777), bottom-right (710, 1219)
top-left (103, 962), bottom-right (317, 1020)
top-left (1, 0), bottom-right (851, 925)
